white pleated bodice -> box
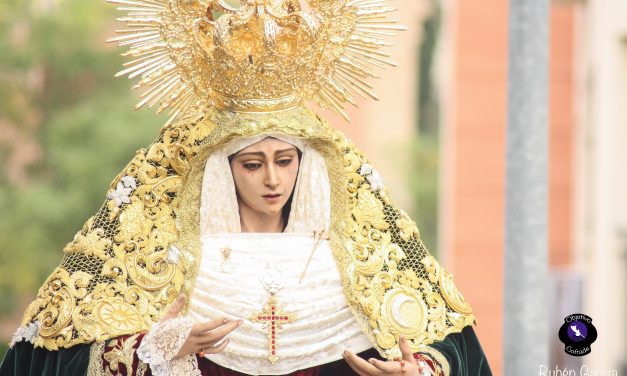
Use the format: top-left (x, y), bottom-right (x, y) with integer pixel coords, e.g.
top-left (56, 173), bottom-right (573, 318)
top-left (186, 233), bottom-right (372, 375)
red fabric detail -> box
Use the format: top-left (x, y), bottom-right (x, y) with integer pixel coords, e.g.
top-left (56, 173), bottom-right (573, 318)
top-left (414, 353), bottom-right (442, 376)
top-left (197, 356), bottom-right (321, 376)
top-left (98, 338), bottom-right (431, 376)
top-left (101, 333), bottom-right (150, 375)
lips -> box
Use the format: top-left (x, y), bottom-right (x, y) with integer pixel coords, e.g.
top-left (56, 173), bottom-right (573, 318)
top-left (263, 194), bottom-right (281, 199)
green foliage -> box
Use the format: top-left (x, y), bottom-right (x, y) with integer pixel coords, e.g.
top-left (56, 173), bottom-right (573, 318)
top-left (413, 0), bottom-right (442, 254)
top-left (0, 342), bottom-right (7, 364)
top-left (408, 133), bottom-right (440, 256)
top-left (0, 0), bottom-right (158, 352)
top-left (418, 0), bottom-right (442, 136)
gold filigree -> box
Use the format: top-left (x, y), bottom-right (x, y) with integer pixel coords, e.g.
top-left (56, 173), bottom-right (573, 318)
top-left (21, 106), bottom-right (474, 356)
top-left (87, 334), bottom-right (148, 376)
top-left (125, 250), bottom-right (176, 291)
top-left (333, 137), bottom-right (476, 359)
top-left (352, 186), bottom-right (390, 230)
top-left (103, 334), bottom-right (142, 374)
top-left (396, 209), bottom-right (420, 241)
top-left (25, 269), bottom-right (92, 345)
top-left (382, 287), bottom-right (428, 338)
top-left (97, 301), bottom-right (144, 332)
top-left (115, 199), bottom-right (152, 243)
top-left (439, 268), bottom-right (473, 315)
top-left (109, 0), bottom-right (405, 123)
top-left (64, 217), bottom-right (112, 260)
top-left (101, 258), bottom-right (127, 282)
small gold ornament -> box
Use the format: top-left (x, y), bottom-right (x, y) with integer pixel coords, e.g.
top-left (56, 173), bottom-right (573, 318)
top-left (249, 294), bottom-right (296, 364)
top-left (249, 263), bottom-right (296, 364)
top-left (220, 247), bottom-right (233, 273)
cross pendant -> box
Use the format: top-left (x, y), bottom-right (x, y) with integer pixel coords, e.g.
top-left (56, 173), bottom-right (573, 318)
top-left (249, 293), bottom-right (296, 364)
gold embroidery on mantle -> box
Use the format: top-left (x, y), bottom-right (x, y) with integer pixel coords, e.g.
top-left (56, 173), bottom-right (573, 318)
top-left (21, 107), bottom-right (474, 358)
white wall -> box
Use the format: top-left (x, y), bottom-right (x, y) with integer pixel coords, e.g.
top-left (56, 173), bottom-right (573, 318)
top-left (578, 0), bottom-right (627, 370)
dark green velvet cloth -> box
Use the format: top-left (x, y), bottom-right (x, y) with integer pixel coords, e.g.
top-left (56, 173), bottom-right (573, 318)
top-left (0, 326), bottom-right (491, 375)
top-left (0, 341), bottom-right (90, 376)
top-left (426, 326), bottom-right (492, 375)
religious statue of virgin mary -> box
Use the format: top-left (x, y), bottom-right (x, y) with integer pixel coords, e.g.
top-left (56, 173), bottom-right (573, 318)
top-left (1, 1), bottom-right (491, 375)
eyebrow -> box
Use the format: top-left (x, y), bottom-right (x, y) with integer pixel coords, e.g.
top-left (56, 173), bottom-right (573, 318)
top-left (234, 147), bottom-right (297, 159)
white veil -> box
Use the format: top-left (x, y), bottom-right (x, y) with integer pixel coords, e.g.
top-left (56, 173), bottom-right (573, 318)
top-left (199, 134), bottom-right (331, 235)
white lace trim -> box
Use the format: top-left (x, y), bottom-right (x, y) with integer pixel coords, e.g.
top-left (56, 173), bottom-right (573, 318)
top-left (9, 321), bottom-right (40, 348)
top-left (137, 317), bottom-right (201, 376)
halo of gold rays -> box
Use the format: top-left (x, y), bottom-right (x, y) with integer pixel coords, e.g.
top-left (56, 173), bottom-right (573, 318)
top-left (108, 0), bottom-right (405, 124)
top-left (107, 0), bottom-right (204, 127)
top-left (307, 0), bottom-right (406, 120)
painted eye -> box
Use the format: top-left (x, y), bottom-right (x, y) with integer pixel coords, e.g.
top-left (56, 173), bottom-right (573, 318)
top-left (243, 163), bottom-right (262, 170)
top-left (276, 159), bottom-right (292, 166)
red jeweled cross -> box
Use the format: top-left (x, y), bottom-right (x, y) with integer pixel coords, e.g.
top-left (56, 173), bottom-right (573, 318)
top-left (249, 293), bottom-right (296, 364)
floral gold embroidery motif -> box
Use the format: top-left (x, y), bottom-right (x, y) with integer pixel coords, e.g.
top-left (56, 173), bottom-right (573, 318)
top-left (22, 108), bottom-right (475, 358)
top-left (103, 334), bottom-right (142, 375)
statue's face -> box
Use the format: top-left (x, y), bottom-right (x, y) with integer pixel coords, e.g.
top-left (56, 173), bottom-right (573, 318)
top-left (229, 137), bottom-right (300, 218)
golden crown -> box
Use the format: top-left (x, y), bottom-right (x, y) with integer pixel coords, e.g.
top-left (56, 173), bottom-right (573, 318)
top-left (108, 0), bottom-right (404, 123)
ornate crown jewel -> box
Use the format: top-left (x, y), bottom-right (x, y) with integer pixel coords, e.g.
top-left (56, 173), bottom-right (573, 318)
top-left (201, 0), bottom-right (320, 112)
top-left (108, 0), bottom-right (404, 123)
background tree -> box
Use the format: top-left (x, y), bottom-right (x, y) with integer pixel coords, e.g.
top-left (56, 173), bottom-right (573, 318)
top-left (0, 0), bottom-right (157, 357)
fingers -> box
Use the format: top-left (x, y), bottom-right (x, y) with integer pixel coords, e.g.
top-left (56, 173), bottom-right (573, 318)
top-left (399, 335), bottom-right (415, 362)
top-left (196, 319), bottom-right (241, 341)
top-left (197, 336), bottom-right (228, 349)
top-left (161, 295), bottom-right (185, 322)
top-left (191, 317), bottom-right (233, 335)
top-left (193, 319), bottom-right (242, 345)
top-left (417, 360), bottom-right (432, 375)
top-left (179, 320), bottom-right (240, 358)
top-left (200, 338), bottom-right (230, 355)
top-left (367, 358), bottom-right (400, 374)
top-left (343, 350), bottom-right (381, 376)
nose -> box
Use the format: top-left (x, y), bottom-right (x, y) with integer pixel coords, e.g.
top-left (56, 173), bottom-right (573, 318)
top-left (264, 163), bottom-right (280, 189)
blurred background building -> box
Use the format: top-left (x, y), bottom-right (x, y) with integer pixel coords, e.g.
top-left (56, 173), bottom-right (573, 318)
top-left (0, 0), bottom-right (625, 374)
top-left (436, 0), bottom-right (626, 373)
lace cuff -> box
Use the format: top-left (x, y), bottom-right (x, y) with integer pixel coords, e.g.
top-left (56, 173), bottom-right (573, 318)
top-left (136, 317), bottom-right (201, 376)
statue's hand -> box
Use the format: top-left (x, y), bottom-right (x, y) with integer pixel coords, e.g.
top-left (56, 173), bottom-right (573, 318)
top-left (159, 295), bottom-right (242, 359)
top-left (342, 336), bottom-right (432, 376)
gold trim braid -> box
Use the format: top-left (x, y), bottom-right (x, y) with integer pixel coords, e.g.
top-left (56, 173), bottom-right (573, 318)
top-left (87, 342), bottom-right (106, 376)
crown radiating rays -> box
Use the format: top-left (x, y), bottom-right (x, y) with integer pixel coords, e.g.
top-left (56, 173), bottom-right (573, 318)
top-left (107, 0), bottom-right (405, 125)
